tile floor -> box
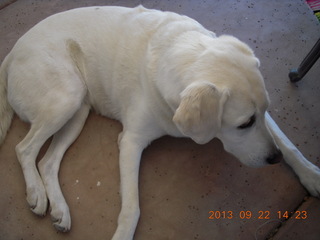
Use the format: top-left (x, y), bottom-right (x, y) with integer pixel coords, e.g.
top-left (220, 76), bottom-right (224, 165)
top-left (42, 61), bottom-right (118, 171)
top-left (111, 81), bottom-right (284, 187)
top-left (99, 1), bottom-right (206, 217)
top-left (0, 0), bottom-right (319, 239)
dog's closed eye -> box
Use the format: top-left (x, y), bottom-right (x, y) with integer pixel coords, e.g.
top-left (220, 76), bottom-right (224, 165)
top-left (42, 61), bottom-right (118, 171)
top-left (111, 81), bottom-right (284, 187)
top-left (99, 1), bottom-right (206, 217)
top-left (238, 115), bottom-right (256, 129)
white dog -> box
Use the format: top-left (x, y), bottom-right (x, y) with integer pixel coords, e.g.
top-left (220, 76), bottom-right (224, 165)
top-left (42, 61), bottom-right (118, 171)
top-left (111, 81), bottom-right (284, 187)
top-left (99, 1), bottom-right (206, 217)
top-left (0, 6), bottom-right (319, 239)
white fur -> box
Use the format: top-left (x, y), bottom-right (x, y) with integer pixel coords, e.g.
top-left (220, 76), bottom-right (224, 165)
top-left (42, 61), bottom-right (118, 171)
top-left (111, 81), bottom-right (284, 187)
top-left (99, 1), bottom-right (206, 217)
top-left (0, 6), bottom-right (319, 239)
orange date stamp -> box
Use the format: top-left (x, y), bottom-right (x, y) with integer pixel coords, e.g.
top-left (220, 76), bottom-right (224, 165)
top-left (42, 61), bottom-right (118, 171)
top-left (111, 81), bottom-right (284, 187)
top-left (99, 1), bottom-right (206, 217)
top-left (208, 210), bottom-right (308, 220)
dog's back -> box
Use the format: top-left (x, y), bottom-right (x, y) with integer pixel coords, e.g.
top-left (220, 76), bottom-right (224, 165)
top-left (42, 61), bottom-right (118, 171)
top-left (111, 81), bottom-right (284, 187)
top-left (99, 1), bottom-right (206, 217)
top-left (4, 6), bottom-right (208, 122)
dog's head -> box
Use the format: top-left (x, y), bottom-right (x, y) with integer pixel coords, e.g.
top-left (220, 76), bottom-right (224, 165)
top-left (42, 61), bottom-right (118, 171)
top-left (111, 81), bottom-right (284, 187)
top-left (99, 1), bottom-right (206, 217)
top-left (173, 35), bottom-right (281, 167)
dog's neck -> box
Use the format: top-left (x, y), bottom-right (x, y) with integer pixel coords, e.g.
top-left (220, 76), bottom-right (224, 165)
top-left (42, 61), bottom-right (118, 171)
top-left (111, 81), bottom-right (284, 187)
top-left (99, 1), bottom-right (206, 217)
top-left (143, 30), bottom-right (217, 136)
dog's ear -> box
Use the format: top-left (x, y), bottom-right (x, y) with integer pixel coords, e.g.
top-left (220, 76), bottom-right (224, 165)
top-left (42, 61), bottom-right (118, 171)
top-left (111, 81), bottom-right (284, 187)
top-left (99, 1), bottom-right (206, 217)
top-left (173, 81), bottom-right (228, 144)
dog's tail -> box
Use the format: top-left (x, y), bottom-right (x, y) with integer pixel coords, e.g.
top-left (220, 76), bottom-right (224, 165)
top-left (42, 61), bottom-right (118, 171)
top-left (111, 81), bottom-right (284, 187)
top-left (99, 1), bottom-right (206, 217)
top-left (0, 56), bottom-right (14, 146)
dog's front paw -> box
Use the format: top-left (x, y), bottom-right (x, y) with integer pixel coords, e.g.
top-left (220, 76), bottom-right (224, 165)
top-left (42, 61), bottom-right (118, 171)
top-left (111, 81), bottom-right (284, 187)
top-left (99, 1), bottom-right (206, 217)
top-left (26, 185), bottom-right (48, 216)
top-left (300, 167), bottom-right (320, 197)
top-left (50, 204), bottom-right (71, 232)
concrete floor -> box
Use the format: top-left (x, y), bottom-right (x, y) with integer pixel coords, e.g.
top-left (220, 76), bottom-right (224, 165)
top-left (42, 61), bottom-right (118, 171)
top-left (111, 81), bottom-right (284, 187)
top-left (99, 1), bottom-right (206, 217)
top-left (0, 0), bottom-right (319, 239)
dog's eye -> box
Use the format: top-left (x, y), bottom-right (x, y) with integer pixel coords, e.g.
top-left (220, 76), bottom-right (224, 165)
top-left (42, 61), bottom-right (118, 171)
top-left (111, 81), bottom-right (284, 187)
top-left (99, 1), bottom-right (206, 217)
top-left (238, 115), bottom-right (256, 129)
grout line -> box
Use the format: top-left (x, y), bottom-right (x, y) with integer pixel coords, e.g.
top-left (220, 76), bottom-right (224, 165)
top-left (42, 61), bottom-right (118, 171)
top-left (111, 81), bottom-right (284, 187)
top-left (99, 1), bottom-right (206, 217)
top-left (0, 0), bottom-right (18, 11)
top-left (265, 196), bottom-right (310, 240)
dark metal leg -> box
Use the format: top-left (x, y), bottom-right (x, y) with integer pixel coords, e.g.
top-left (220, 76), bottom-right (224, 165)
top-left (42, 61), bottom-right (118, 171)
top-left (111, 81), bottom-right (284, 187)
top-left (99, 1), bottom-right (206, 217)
top-left (289, 38), bottom-right (320, 82)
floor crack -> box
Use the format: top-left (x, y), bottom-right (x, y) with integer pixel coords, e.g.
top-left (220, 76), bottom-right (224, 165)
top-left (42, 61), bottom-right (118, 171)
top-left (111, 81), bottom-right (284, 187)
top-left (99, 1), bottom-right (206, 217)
top-left (255, 195), bottom-right (310, 240)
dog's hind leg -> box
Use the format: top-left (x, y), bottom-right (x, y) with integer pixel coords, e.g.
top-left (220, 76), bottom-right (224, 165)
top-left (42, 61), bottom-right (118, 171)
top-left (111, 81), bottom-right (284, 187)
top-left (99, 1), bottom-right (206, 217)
top-left (15, 124), bottom-right (51, 216)
top-left (16, 107), bottom-right (82, 216)
top-left (38, 103), bottom-right (90, 232)
top-left (266, 112), bottom-right (320, 197)
top-left (14, 84), bottom-right (86, 218)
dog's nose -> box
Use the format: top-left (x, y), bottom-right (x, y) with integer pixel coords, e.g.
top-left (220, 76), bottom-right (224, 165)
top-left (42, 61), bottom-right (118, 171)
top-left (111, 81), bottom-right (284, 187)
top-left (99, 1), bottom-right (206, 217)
top-left (266, 150), bottom-right (282, 164)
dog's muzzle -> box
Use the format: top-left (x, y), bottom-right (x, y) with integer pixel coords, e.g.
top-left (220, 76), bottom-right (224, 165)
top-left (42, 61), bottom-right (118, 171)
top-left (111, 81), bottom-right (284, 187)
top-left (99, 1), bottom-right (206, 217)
top-left (266, 150), bottom-right (282, 164)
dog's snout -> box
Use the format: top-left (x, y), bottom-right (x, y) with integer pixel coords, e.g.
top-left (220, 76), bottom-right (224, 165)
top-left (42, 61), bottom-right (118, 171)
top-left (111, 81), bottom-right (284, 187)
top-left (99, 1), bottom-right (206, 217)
top-left (266, 150), bottom-right (282, 165)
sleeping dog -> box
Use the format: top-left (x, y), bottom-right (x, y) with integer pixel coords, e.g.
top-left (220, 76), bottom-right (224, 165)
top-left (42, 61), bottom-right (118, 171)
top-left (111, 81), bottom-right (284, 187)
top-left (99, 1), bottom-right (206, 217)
top-left (0, 6), bottom-right (319, 240)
